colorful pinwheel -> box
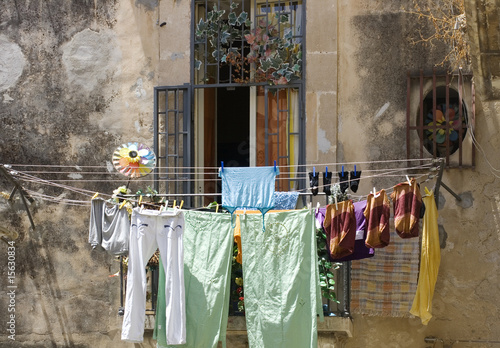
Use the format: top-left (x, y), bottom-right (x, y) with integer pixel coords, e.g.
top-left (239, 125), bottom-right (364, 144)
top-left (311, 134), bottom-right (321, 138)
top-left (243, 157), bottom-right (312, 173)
top-left (112, 142), bottom-right (156, 178)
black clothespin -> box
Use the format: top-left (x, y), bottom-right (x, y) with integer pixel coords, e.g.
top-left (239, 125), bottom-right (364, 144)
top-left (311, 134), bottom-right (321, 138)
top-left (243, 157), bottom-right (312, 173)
top-left (349, 165), bottom-right (362, 193)
top-left (338, 166), bottom-right (349, 194)
top-left (323, 167), bottom-right (332, 196)
top-left (309, 167), bottom-right (319, 196)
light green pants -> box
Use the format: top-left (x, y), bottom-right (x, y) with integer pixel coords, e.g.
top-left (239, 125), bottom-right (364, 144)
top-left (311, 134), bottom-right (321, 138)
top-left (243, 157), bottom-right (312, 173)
top-left (154, 210), bottom-right (234, 348)
top-left (240, 209), bottom-right (322, 348)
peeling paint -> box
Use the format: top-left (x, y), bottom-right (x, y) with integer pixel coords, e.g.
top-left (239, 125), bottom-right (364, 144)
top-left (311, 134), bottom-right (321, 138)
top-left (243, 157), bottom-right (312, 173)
top-left (375, 102), bottom-right (390, 118)
top-left (2, 93), bottom-right (14, 103)
top-left (61, 29), bottom-right (122, 92)
top-left (170, 52), bottom-right (184, 61)
top-left (135, 0), bottom-right (158, 11)
top-left (318, 128), bottom-right (332, 153)
top-left (0, 35), bottom-right (26, 92)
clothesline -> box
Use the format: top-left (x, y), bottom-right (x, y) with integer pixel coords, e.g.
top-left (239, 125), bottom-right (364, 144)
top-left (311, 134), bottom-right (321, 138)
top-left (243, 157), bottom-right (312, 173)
top-left (7, 162), bottom-right (436, 183)
top-left (2, 163), bottom-right (438, 208)
top-left (4, 157), bottom-right (436, 169)
top-left (8, 164), bottom-right (434, 176)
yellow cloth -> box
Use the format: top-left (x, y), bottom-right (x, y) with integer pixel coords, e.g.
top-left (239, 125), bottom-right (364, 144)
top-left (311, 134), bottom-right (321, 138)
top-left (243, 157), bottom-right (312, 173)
top-left (410, 188), bottom-right (441, 325)
top-left (234, 214), bottom-right (242, 264)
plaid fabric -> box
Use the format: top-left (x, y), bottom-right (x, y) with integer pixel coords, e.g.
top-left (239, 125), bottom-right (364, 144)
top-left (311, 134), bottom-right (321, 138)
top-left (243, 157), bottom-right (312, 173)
top-left (350, 224), bottom-right (420, 317)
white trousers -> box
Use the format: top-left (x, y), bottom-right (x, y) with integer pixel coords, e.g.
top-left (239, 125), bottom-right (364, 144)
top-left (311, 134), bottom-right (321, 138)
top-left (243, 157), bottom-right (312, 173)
top-left (121, 208), bottom-right (186, 344)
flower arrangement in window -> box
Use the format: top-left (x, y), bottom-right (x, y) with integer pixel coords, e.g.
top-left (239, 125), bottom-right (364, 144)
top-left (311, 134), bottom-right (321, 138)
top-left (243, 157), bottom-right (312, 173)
top-left (424, 103), bottom-right (466, 156)
top-left (195, 3), bottom-right (302, 85)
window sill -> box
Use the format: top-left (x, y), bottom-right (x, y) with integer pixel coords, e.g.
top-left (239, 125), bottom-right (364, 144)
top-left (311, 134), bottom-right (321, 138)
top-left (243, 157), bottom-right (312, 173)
top-left (144, 313), bottom-right (353, 338)
top-left (226, 315), bottom-right (353, 337)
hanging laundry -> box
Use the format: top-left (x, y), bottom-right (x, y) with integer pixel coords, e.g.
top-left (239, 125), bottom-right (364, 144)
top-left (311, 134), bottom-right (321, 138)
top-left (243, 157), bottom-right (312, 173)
top-left (330, 201), bottom-right (374, 261)
top-left (154, 211), bottom-right (234, 348)
top-left (121, 207), bottom-right (186, 345)
top-left (219, 166), bottom-right (279, 228)
top-left (410, 189), bottom-right (441, 325)
top-left (234, 209), bottom-right (290, 265)
top-left (234, 214), bottom-right (243, 264)
top-left (316, 204), bottom-right (374, 262)
top-left (239, 209), bottom-right (323, 348)
top-left (88, 198), bottom-right (129, 256)
top-left (273, 191), bottom-right (299, 210)
top-left (364, 190), bottom-right (391, 248)
top-left (323, 200), bottom-right (357, 259)
top-left (390, 178), bottom-right (423, 238)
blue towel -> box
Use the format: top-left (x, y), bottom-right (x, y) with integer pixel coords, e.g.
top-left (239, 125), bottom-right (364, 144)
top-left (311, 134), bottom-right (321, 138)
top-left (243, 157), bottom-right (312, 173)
top-left (273, 191), bottom-right (299, 210)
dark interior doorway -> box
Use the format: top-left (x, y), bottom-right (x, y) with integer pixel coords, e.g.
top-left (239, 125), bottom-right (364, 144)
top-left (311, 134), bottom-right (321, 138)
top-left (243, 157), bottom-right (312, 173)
top-left (217, 87), bottom-right (250, 167)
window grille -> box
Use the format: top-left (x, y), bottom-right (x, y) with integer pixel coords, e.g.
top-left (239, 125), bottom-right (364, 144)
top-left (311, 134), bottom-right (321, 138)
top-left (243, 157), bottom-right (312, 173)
top-left (406, 69), bottom-right (475, 168)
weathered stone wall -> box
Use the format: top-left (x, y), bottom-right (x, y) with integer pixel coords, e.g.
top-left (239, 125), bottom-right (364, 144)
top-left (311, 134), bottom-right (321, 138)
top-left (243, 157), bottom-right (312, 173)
top-left (331, 1), bottom-right (500, 347)
top-left (0, 1), bottom-right (161, 347)
top-left (0, 0), bottom-right (499, 347)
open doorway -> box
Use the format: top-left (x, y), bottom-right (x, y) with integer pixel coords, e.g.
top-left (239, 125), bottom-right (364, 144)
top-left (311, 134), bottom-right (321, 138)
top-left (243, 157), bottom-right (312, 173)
top-left (217, 87), bottom-right (250, 168)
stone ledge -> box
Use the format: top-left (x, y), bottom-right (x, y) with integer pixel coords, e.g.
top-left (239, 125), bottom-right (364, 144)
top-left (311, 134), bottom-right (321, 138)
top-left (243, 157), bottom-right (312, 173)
top-left (227, 315), bottom-right (353, 338)
top-left (144, 314), bottom-right (353, 338)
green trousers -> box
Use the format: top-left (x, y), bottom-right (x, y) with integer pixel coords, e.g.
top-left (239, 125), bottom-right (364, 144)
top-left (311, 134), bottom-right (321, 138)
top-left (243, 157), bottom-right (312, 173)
top-left (240, 209), bottom-right (322, 348)
top-left (154, 210), bottom-right (234, 348)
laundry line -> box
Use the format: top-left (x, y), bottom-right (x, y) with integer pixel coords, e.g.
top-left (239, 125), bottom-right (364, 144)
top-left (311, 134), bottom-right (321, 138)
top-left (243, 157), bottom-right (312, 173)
top-left (14, 170), bottom-right (433, 209)
top-left (1, 160), bottom-right (441, 210)
top-left (7, 162), bottom-right (436, 182)
top-left (9, 163), bottom-right (435, 176)
top-left (5, 157), bottom-right (436, 170)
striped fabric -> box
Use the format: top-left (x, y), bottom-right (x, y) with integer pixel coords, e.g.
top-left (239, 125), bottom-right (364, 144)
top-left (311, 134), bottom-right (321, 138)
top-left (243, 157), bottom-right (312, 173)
top-left (350, 227), bottom-right (420, 317)
top-left (364, 189), bottom-right (391, 248)
top-left (390, 178), bottom-right (422, 239)
top-left (323, 200), bottom-right (357, 259)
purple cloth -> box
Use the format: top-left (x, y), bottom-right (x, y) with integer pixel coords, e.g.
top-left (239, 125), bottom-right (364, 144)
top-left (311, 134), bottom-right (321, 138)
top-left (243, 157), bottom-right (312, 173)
top-left (315, 201), bottom-right (375, 262)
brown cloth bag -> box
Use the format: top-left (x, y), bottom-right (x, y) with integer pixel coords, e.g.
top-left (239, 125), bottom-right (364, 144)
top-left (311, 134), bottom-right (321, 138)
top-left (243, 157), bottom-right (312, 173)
top-left (390, 178), bottom-right (422, 238)
top-left (364, 189), bottom-right (391, 248)
top-left (324, 200), bottom-right (357, 259)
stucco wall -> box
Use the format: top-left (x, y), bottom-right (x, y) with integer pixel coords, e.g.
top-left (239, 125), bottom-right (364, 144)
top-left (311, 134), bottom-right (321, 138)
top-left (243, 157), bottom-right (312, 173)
top-left (0, 0), bottom-right (499, 347)
top-left (332, 1), bottom-right (500, 347)
top-left (0, 1), bottom-right (161, 347)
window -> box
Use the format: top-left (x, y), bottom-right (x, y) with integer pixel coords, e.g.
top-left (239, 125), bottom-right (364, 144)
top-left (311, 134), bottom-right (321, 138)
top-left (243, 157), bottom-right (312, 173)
top-left (407, 69), bottom-right (475, 168)
top-left (151, 0), bottom-right (349, 319)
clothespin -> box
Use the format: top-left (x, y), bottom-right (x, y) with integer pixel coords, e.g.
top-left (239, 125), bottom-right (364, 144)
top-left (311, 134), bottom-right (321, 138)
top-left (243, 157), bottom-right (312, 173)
top-left (92, 192), bottom-right (99, 199)
top-left (216, 204), bottom-right (219, 213)
top-left (179, 200), bottom-right (184, 209)
top-left (274, 160), bottom-right (277, 173)
top-left (341, 166), bottom-right (344, 176)
top-left (313, 167), bottom-right (315, 176)
top-left (307, 202), bottom-right (312, 212)
top-left (334, 195), bottom-right (338, 210)
top-left (119, 200), bottom-right (127, 210)
top-left (406, 175), bottom-right (412, 186)
top-left (354, 165), bottom-right (357, 176)
top-left (315, 202), bottom-right (320, 214)
top-left (221, 161), bottom-right (224, 173)
top-left (173, 200), bottom-right (177, 208)
top-left (138, 195), bottom-right (143, 206)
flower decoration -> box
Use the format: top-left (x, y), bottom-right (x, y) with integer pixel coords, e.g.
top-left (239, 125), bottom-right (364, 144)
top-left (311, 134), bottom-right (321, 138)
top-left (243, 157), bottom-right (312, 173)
top-left (425, 104), bottom-right (462, 144)
top-left (112, 142), bottom-right (156, 178)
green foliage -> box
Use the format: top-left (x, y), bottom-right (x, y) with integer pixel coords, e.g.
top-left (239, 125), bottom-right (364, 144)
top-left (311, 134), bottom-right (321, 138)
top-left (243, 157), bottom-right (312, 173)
top-left (316, 228), bottom-right (340, 303)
